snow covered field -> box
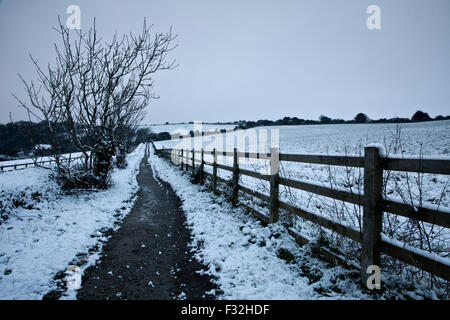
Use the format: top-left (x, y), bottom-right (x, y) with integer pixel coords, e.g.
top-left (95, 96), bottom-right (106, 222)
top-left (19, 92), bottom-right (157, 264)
top-left (153, 119), bottom-right (450, 215)
top-left (154, 120), bottom-right (450, 211)
top-left (0, 145), bottom-right (145, 299)
top-left (154, 120), bottom-right (450, 156)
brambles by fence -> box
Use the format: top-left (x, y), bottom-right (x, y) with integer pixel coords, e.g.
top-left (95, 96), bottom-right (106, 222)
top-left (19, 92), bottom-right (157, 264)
top-left (153, 143), bottom-right (450, 286)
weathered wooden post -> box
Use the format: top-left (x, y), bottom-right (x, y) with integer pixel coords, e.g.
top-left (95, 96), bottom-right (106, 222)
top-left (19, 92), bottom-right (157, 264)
top-left (361, 146), bottom-right (383, 288)
top-left (269, 147), bottom-right (280, 223)
top-left (200, 148), bottom-right (205, 185)
top-left (212, 148), bottom-right (217, 193)
top-left (232, 148), bottom-right (239, 206)
top-left (180, 149), bottom-right (184, 170)
top-left (185, 149), bottom-right (189, 171)
top-left (191, 148), bottom-right (195, 177)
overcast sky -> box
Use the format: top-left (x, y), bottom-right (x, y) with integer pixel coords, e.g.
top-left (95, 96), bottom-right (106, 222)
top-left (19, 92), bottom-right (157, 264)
top-left (0, 0), bottom-right (449, 124)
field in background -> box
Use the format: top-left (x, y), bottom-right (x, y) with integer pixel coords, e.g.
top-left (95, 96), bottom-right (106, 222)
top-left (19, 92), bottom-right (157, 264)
top-left (154, 120), bottom-right (450, 207)
top-left (154, 120), bottom-right (450, 156)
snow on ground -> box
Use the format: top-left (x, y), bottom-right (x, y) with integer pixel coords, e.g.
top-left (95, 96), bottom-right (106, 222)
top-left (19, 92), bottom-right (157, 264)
top-left (0, 144), bottom-right (145, 299)
top-left (149, 147), bottom-right (374, 299)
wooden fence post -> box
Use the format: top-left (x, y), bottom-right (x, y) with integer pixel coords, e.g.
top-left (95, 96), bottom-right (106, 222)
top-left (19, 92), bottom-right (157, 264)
top-left (191, 148), bottom-right (195, 177)
top-left (361, 146), bottom-right (383, 287)
top-left (269, 147), bottom-right (280, 223)
top-left (232, 148), bottom-right (239, 206)
top-left (180, 149), bottom-right (183, 170)
top-left (185, 149), bottom-right (188, 172)
top-left (200, 148), bottom-right (204, 185)
top-left (212, 148), bottom-right (217, 193)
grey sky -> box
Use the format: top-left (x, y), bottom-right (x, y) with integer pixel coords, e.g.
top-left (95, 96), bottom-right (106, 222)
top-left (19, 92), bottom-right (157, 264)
top-left (0, 0), bottom-right (449, 124)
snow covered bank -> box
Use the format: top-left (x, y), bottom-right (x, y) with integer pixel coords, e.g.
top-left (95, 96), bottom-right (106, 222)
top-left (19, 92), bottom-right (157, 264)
top-left (0, 144), bottom-right (145, 299)
top-left (148, 148), bottom-right (373, 299)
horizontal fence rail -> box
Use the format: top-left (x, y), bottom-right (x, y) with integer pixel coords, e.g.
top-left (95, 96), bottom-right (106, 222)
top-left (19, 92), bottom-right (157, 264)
top-left (0, 155), bottom-right (85, 172)
top-left (153, 144), bottom-right (450, 285)
top-left (382, 157), bottom-right (450, 175)
top-left (279, 153), bottom-right (364, 168)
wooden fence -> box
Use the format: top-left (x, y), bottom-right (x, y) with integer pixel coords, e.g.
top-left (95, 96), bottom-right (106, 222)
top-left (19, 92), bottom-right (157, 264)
top-left (153, 144), bottom-right (450, 285)
top-left (0, 155), bottom-right (85, 172)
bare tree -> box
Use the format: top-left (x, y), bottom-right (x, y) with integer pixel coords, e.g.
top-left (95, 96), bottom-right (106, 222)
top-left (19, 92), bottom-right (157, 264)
top-left (15, 18), bottom-right (177, 189)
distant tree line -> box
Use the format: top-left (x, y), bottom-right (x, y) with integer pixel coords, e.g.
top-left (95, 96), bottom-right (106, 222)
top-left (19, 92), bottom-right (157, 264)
top-left (0, 121), bottom-right (170, 162)
top-left (234, 110), bottom-right (449, 130)
top-left (0, 120), bottom-right (65, 160)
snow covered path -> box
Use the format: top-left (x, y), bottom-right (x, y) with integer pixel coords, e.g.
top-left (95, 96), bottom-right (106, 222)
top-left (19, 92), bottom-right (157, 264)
top-left (77, 146), bottom-right (216, 299)
top-left (0, 145), bottom-right (144, 299)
